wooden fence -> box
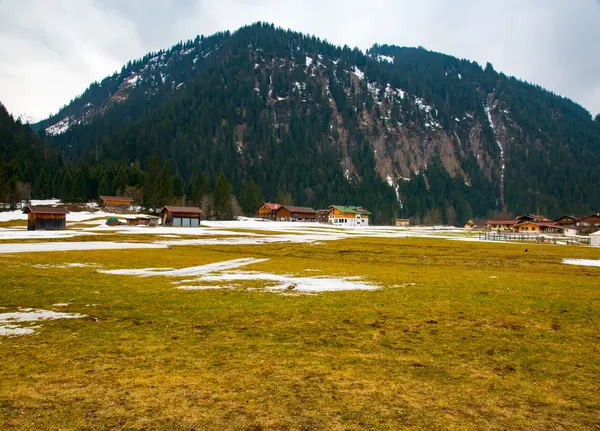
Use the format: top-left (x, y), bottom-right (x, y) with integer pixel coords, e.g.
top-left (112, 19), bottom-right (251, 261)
top-left (478, 232), bottom-right (591, 246)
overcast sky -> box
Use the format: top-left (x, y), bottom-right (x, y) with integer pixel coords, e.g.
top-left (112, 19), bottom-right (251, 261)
top-left (1, 0), bottom-right (599, 121)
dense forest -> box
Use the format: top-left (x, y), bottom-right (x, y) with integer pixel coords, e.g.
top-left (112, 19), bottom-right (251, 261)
top-left (1, 23), bottom-right (599, 223)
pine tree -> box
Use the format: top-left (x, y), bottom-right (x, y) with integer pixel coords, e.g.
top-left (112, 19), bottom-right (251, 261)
top-left (239, 178), bottom-right (262, 215)
top-left (144, 155), bottom-right (161, 210)
top-left (213, 172), bottom-right (233, 220)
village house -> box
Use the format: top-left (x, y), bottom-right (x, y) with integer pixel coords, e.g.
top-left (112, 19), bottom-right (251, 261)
top-left (328, 205), bottom-right (371, 226)
top-left (256, 203), bottom-right (281, 220)
top-left (99, 196), bottom-right (133, 210)
top-left (396, 219), bottom-right (410, 227)
top-left (23, 205), bottom-right (69, 231)
top-left (316, 209), bottom-right (330, 223)
top-left (516, 221), bottom-right (565, 234)
top-left (274, 206), bottom-right (316, 222)
top-left (576, 213), bottom-right (600, 230)
top-left (517, 214), bottom-right (550, 223)
top-left (160, 206), bottom-right (204, 227)
top-left (463, 220), bottom-right (475, 229)
top-left (485, 218), bottom-right (518, 231)
top-left (553, 215), bottom-right (578, 227)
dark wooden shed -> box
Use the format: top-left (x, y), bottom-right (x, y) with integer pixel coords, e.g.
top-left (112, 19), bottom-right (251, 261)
top-left (160, 206), bottom-right (204, 227)
top-left (23, 205), bottom-right (69, 231)
top-left (274, 206), bottom-right (316, 222)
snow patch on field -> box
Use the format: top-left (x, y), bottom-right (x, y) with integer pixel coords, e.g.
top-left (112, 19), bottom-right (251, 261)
top-left (178, 271), bottom-right (379, 293)
top-left (0, 241), bottom-right (164, 254)
top-left (99, 258), bottom-right (268, 277)
top-left (0, 309), bottom-right (85, 337)
top-left (100, 257), bottom-right (381, 294)
top-left (562, 258), bottom-right (600, 267)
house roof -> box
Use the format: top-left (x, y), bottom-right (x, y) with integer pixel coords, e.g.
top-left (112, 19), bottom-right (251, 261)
top-left (161, 206), bottom-right (204, 215)
top-left (23, 205), bottom-right (69, 215)
top-left (262, 203), bottom-right (281, 211)
top-left (99, 196), bottom-right (133, 203)
top-left (553, 215), bottom-right (577, 222)
top-left (329, 205), bottom-right (371, 215)
top-left (590, 230), bottom-right (600, 236)
top-left (485, 219), bottom-right (518, 225)
top-left (577, 213), bottom-right (600, 221)
top-left (279, 205), bottom-right (316, 214)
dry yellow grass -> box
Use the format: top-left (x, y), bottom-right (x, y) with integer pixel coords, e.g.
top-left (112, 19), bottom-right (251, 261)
top-left (0, 237), bottom-right (599, 430)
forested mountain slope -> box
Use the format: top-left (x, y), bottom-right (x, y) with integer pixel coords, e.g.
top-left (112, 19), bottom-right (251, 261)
top-left (7, 23), bottom-right (600, 223)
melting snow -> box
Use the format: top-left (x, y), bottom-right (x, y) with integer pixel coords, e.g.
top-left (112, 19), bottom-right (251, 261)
top-left (125, 75), bottom-right (139, 86)
top-left (99, 258), bottom-right (268, 277)
top-left (45, 117), bottom-right (70, 136)
top-left (178, 271), bottom-right (380, 293)
top-left (376, 54), bottom-right (394, 63)
top-left (305, 56), bottom-right (313, 67)
top-left (352, 66), bottom-right (364, 80)
top-left (0, 309), bottom-right (85, 337)
top-left (562, 259), bottom-right (600, 267)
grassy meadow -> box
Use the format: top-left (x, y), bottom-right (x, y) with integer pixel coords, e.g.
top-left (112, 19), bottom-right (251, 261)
top-left (1, 236), bottom-right (599, 430)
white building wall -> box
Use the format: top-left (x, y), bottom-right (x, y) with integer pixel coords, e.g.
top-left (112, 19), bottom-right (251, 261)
top-left (329, 215), bottom-right (369, 226)
top-left (591, 233), bottom-right (600, 247)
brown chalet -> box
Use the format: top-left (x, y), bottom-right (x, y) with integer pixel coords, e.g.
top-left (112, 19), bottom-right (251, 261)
top-left (576, 213), bottom-right (600, 234)
top-left (516, 221), bottom-right (564, 234)
top-left (160, 206), bottom-right (204, 227)
top-left (257, 203), bottom-right (281, 220)
top-left (99, 196), bottom-right (133, 209)
top-left (485, 218), bottom-right (518, 231)
top-left (275, 205), bottom-right (316, 222)
top-left (23, 205), bottom-right (69, 231)
top-left (553, 215), bottom-right (578, 227)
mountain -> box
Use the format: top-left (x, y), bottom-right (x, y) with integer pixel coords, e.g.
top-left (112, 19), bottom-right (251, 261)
top-left (9, 23), bottom-right (600, 222)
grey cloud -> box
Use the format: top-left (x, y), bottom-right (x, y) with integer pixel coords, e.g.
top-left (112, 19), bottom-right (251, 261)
top-left (1, 0), bottom-right (599, 120)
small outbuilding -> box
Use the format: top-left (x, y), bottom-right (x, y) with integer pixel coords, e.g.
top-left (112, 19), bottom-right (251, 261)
top-left (99, 196), bottom-right (133, 210)
top-left (591, 230), bottom-right (600, 247)
top-left (126, 215), bottom-right (160, 227)
top-left (316, 209), bottom-right (330, 223)
top-left (23, 205), bottom-right (69, 231)
top-left (161, 206), bottom-right (204, 227)
top-left (396, 219), bottom-right (410, 227)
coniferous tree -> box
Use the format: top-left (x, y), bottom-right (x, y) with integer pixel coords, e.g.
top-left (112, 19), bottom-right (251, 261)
top-left (213, 172), bottom-right (233, 220)
top-left (239, 178), bottom-right (262, 215)
top-left (144, 155), bottom-right (161, 210)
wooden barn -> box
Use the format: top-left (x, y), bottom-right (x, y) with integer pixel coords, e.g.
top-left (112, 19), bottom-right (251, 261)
top-left (126, 215), bottom-right (160, 227)
top-left (257, 203), bottom-right (281, 220)
top-left (275, 206), bottom-right (316, 222)
top-left (99, 196), bottom-right (133, 209)
top-left (23, 205), bottom-right (69, 231)
top-left (316, 209), bottom-right (330, 223)
top-left (161, 206), bottom-right (204, 227)
top-left (396, 219), bottom-right (410, 227)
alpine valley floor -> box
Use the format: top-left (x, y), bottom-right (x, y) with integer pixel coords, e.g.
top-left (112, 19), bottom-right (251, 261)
top-left (1, 222), bottom-right (600, 430)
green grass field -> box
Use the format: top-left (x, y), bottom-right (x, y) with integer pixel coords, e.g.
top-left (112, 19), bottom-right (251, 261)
top-left (1, 237), bottom-right (599, 430)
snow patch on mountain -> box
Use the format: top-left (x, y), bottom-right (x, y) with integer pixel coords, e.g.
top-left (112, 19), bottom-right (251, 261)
top-left (376, 54), bottom-right (394, 63)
